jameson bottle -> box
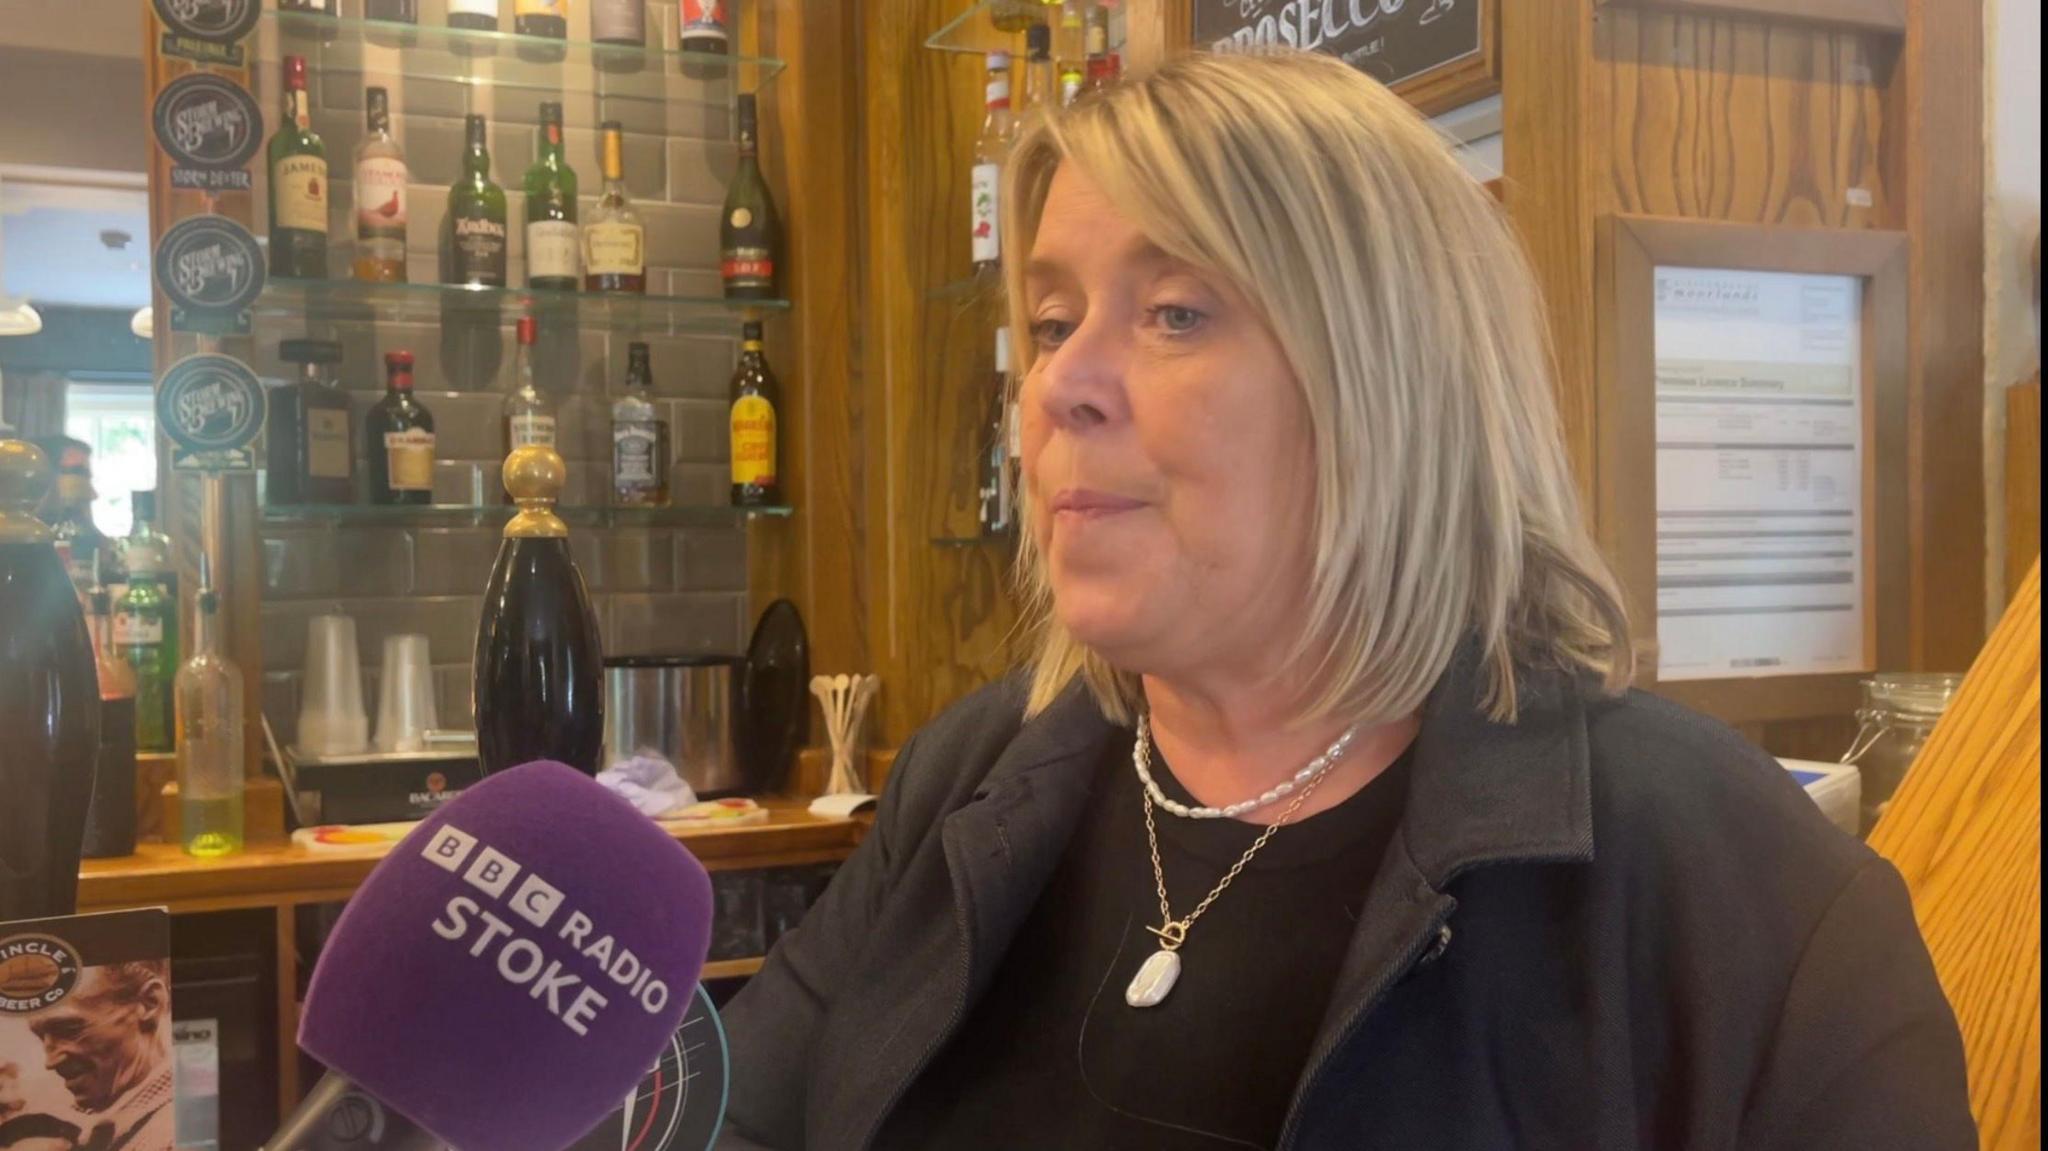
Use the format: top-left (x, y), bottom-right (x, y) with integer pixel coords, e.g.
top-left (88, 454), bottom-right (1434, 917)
top-left (444, 115), bottom-right (509, 287)
top-left (267, 338), bottom-right (354, 505)
top-left (611, 342), bottom-right (669, 507)
top-left (583, 122), bottom-right (646, 293)
top-left (353, 87), bottom-right (410, 283)
top-left (729, 320), bottom-right (780, 507)
top-left (720, 94), bottom-right (778, 300)
top-left (0, 440), bottom-right (99, 919)
top-left (367, 351), bottom-right (437, 505)
top-left (473, 446), bottom-right (605, 776)
top-left (524, 102), bottom-right (581, 292)
top-left (267, 55), bottom-right (328, 279)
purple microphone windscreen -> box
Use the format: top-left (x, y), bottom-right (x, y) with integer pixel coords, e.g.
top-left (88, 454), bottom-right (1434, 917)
top-left (298, 760), bottom-right (714, 1151)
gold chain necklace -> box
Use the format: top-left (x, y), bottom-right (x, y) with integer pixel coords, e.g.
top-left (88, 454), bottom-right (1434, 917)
top-left (1125, 730), bottom-right (1339, 1008)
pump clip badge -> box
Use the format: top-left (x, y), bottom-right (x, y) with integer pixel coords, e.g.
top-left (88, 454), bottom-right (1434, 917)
top-left (152, 0), bottom-right (258, 65)
top-left (158, 352), bottom-right (266, 473)
top-left (155, 215), bottom-right (265, 336)
top-left (154, 73), bottom-right (262, 193)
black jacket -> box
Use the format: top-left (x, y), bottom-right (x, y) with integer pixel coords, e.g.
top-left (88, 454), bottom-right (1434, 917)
top-left (719, 653), bottom-right (1976, 1150)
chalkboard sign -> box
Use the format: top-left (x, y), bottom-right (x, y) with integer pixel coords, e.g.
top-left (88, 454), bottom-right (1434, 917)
top-left (1192, 0), bottom-right (1498, 115)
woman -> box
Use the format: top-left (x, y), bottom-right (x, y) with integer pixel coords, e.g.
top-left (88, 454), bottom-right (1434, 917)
top-left (720, 52), bottom-right (1974, 1150)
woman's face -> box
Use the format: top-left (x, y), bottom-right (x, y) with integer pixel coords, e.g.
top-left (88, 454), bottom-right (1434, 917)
top-left (1021, 165), bottom-right (1318, 682)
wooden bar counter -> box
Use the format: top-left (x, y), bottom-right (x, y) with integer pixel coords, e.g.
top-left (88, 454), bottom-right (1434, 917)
top-left (74, 800), bottom-right (870, 1118)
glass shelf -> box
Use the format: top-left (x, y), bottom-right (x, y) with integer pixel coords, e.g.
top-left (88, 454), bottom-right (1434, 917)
top-left (262, 502), bottom-right (792, 528)
top-left (925, 0), bottom-right (1049, 56)
top-left (268, 11), bottom-right (785, 104)
top-left (255, 278), bottom-right (786, 334)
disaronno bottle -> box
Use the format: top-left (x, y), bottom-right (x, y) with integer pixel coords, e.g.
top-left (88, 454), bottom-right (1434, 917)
top-left (729, 320), bottom-right (780, 507)
top-left (583, 122), bottom-right (646, 293)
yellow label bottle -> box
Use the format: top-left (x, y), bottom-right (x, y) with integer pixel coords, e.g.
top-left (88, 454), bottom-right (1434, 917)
top-left (729, 321), bottom-right (781, 507)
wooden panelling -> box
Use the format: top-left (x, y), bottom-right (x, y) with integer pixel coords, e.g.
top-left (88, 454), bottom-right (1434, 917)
top-left (2009, 378), bottom-right (2041, 599)
top-left (1869, 562), bottom-right (2041, 1149)
top-left (858, 0), bottom-right (1027, 747)
top-left (1597, 10), bottom-right (1892, 227)
top-left (1886, 0), bottom-right (1987, 671)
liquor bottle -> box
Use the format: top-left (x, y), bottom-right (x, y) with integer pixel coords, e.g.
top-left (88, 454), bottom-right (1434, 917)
top-left (1083, 52), bottom-right (1120, 95)
top-left (176, 555), bottom-right (243, 859)
top-left (352, 88), bottom-right (409, 283)
top-left (720, 94), bottom-right (778, 300)
top-left (505, 315), bottom-right (559, 465)
top-left (280, 0), bottom-right (337, 14)
top-left (729, 320), bottom-right (780, 507)
top-left (473, 445), bottom-right (605, 776)
top-left (1059, 65), bottom-right (1085, 107)
top-left (989, 0), bottom-right (1040, 32)
top-left (267, 55), bottom-right (329, 280)
top-left (266, 338), bottom-right (354, 505)
top-left (1023, 24), bottom-right (1056, 117)
top-left (366, 351), bottom-right (437, 506)
top-left (124, 490), bottom-right (178, 609)
top-left (971, 52), bottom-right (1015, 274)
top-left (979, 328), bottom-right (1017, 536)
top-left (448, 0), bottom-right (499, 31)
top-left (82, 578), bottom-right (138, 860)
top-left (37, 436), bottom-right (108, 600)
top-left (1055, 0), bottom-right (1086, 69)
top-left (611, 342), bottom-right (670, 507)
top-left (0, 440), bottom-right (99, 919)
top-left (679, 0), bottom-right (729, 70)
top-left (515, 0), bottom-right (568, 40)
top-left (583, 122), bottom-right (646, 293)
top-left (115, 537), bottom-right (176, 755)
top-left (1084, 1), bottom-right (1109, 65)
top-left (366, 0), bottom-right (419, 22)
top-left (524, 102), bottom-right (580, 292)
top-left (443, 115), bottom-right (509, 288)
top-left (590, 0), bottom-right (645, 45)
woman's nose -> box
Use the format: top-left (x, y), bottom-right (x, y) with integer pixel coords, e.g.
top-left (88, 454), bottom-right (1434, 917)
top-left (1033, 317), bottom-right (1127, 433)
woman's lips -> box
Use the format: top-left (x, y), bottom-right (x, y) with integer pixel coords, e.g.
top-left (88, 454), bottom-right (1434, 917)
top-left (1050, 488), bottom-right (1146, 520)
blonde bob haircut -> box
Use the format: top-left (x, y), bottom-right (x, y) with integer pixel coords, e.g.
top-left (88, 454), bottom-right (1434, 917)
top-left (1003, 50), bottom-right (1635, 726)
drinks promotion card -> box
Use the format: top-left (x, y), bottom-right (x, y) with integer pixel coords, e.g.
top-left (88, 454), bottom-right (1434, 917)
top-left (0, 909), bottom-right (174, 1151)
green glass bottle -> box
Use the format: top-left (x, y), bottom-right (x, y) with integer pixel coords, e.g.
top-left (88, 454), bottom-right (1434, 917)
top-left (115, 536), bottom-right (176, 754)
top-left (267, 55), bottom-right (329, 279)
top-left (523, 102), bottom-right (580, 292)
top-left (443, 114), bottom-right (509, 287)
top-left (720, 94), bottom-right (779, 300)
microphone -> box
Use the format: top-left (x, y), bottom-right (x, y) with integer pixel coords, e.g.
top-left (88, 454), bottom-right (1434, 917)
top-left (265, 760), bottom-right (715, 1151)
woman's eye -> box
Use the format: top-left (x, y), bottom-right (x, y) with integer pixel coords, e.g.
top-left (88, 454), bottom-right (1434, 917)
top-left (1150, 304), bottom-right (1206, 334)
top-left (1031, 318), bottom-right (1075, 349)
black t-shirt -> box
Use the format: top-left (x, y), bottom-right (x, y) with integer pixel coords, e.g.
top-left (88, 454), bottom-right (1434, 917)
top-left (876, 727), bottom-right (1413, 1151)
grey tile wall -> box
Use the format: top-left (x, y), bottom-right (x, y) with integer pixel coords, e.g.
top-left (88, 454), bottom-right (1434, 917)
top-left (252, 26), bottom-right (754, 749)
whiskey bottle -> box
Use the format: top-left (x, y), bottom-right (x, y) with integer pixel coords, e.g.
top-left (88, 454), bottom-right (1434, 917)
top-left (611, 342), bottom-right (670, 507)
top-left (443, 114), bottom-right (509, 288)
top-left (729, 320), bottom-right (780, 507)
top-left (473, 446), bottom-right (605, 776)
top-left (267, 55), bottom-right (328, 279)
top-left (524, 102), bottom-right (581, 292)
top-left (266, 338), bottom-right (354, 505)
top-left (448, 0), bottom-right (499, 31)
top-left (679, 0), bottom-right (729, 72)
top-left (515, 0), bottom-right (568, 40)
top-left (590, 0), bottom-right (645, 45)
top-left (505, 315), bottom-right (559, 460)
top-left (583, 122), bottom-right (646, 293)
top-left (0, 439), bottom-right (99, 919)
top-left (720, 94), bottom-right (778, 300)
top-left (366, 0), bottom-right (419, 22)
top-left (366, 351), bottom-right (437, 506)
top-left (353, 87), bottom-right (409, 283)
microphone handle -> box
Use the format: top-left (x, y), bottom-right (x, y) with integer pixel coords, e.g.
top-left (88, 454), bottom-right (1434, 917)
top-left (262, 1071), bottom-right (446, 1151)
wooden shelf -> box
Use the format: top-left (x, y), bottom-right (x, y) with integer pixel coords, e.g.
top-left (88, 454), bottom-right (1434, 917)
top-left (702, 957), bottom-right (767, 981)
top-left (78, 797), bottom-right (868, 915)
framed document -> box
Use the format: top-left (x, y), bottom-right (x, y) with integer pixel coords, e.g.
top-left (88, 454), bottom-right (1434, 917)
top-left (1189, 0), bottom-right (1500, 115)
top-left (1598, 217), bottom-right (1909, 723)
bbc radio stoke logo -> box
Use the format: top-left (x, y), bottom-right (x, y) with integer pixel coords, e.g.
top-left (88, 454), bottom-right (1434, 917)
top-left (0, 934), bottom-right (83, 1014)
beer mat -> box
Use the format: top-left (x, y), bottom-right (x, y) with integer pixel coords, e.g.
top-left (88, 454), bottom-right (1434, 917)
top-left (658, 797), bottom-right (771, 827)
top-left (291, 822), bottom-right (423, 852)
top-left (1, 910), bottom-right (175, 1151)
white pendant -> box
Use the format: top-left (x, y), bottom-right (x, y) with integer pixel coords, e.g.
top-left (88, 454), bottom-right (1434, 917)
top-left (1125, 948), bottom-right (1183, 1008)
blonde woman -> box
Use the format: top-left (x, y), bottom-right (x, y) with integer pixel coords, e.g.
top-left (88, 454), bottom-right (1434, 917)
top-left (720, 52), bottom-right (1973, 1150)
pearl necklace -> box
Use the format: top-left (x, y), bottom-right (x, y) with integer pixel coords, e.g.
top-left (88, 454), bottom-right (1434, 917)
top-left (1132, 713), bottom-right (1361, 820)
